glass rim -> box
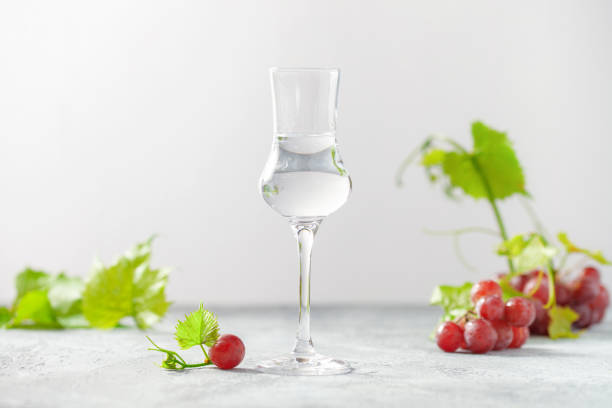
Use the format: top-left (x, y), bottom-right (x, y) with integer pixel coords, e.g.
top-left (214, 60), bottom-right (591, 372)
top-left (270, 67), bottom-right (340, 73)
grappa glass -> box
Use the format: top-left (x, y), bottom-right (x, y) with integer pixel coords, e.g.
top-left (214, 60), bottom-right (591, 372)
top-left (256, 68), bottom-right (352, 375)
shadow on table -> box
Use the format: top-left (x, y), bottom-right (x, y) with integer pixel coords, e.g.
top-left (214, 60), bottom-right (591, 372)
top-left (490, 347), bottom-right (589, 358)
top-left (165, 367), bottom-right (260, 376)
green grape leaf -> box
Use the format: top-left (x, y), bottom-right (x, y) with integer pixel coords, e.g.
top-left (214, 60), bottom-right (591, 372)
top-left (174, 304), bottom-right (220, 349)
top-left (11, 290), bottom-right (58, 327)
top-left (0, 307), bottom-right (12, 327)
top-left (548, 306), bottom-right (580, 339)
top-left (471, 121), bottom-right (527, 199)
top-left (557, 232), bottom-right (611, 265)
top-left (430, 282), bottom-right (474, 322)
top-left (15, 268), bottom-right (51, 304)
top-left (442, 151), bottom-right (485, 198)
top-left (47, 274), bottom-right (88, 328)
top-left (10, 269), bottom-right (88, 328)
top-left (123, 236), bottom-right (155, 268)
top-left (133, 267), bottom-right (172, 329)
top-left (82, 237), bottom-right (170, 329)
top-left (421, 149), bottom-right (446, 166)
top-left (419, 121), bottom-right (527, 200)
top-left (82, 259), bottom-right (135, 328)
top-left (498, 234), bottom-right (557, 274)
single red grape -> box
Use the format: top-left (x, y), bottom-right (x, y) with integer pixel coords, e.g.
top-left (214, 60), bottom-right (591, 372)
top-left (583, 266), bottom-right (601, 282)
top-left (470, 280), bottom-right (502, 305)
top-left (464, 319), bottom-right (498, 354)
top-left (456, 319), bottom-right (468, 350)
top-left (209, 334), bottom-right (245, 369)
top-left (523, 275), bottom-right (549, 304)
top-left (508, 326), bottom-right (530, 348)
top-left (505, 297), bottom-right (536, 327)
top-left (555, 282), bottom-right (572, 306)
top-left (529, 298), bottom-right (549, 335)
top-left (476, 295), bottom-right (505, 321)
top-left (590, 307), bottom-right (605, 325)
top-left (510, 274), bottom-right (529, 292)
top-left (589, 285), bottom-right (610, 326)
top-left (436, 321), bottom-right (463, 352)
top-left (602, 285), bottom-right (610, 308)
top-left (571, 267), bottom-right (601, 305)
top-left (526, 270), bottom-right (542, 279)
top-left (510, 270), bottom-right (540, 292)
top-left (571, 304), bottom-right (592, 329)
top-left (490, 320), bottom-right (513, 350)
top-left (589, 284), bottom-right (609, 311)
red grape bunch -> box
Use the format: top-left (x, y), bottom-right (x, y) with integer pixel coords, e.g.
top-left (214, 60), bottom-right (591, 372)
top-left (436, 266), bottom-right (609, 354)
top-left (509, 267), bottom-right (609, 335)
top-left (436, 280), bottom-right (534, 354)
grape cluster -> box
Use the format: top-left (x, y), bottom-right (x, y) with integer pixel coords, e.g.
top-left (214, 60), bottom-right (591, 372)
top-left (508, 266), bottom-right (609, 335)
top-left (436, 280), bottom-right (534, 354)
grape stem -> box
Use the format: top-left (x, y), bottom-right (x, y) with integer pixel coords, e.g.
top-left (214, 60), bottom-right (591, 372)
top-left (431, 136), bottom-right (516, 273)
top-left (199, 344), bottom-right (210, 362)
top-left (537, 235), bottom-right (557, 308)
top-left (525, 270), bottom-right (544, 297)
top-left (146, 336), bottom-right (212, 370)
top-left (463, 149), bottom-right (515, 274)
top-left (423, 227), bottom-right (502, 272)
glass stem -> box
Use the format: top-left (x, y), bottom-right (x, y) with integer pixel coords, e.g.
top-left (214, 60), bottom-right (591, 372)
top-left (290, 220), bottom-right (320, 355)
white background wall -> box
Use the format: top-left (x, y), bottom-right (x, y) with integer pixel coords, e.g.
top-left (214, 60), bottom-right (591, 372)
top-left (1, 0), bottom-right (611, 305)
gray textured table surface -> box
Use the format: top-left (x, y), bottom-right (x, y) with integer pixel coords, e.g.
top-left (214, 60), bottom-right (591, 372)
top-left (1, 305), bottom-right (611, 408)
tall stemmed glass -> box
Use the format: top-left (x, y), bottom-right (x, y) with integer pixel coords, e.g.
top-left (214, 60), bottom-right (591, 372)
top-left (257, 68), bottom-right (352, 376)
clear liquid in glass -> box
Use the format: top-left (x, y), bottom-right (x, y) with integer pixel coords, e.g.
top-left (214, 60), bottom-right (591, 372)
top-left (260, 133), bottom-right (351, 221)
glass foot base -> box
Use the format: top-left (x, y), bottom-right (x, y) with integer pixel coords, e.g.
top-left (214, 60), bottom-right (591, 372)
top-left (256, 352), bottom-right (352, 376)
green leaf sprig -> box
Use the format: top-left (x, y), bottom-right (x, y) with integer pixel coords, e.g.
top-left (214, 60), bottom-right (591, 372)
top-left (147, 304), bottom-right (220, 370)
top-left (397, 121), bottom-right (526, 274)
top-left (1, 237), bottom-right (171, 330)
top-left (401, 121), bottom-right (610, 340)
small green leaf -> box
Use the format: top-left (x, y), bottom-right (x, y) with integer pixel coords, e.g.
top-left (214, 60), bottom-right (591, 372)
top-left (471, 121), bottom-right (527, 199)
top-left (0, 307), bottom-right (12, 327)
top-left (174, 304), bottom-right (220, 349)
top-left (442, 151), bottom-right (485, 198)
top-left (418, 122), bottom-right (527, 201)
top-left (123, 236), bottom-right (155, 268)
top-left (48, 274), bottom-right (88, 328)
top-left (133, 267), bottom-right (171, 329)
top-left (48, 274), bottom-right (85, 316)
top-left (498, 234), bottom-right (557, 274)
top-left (548, 306), bottom-right (580, 339)
top-left (430, 282), bottom-right (474, 322)
top-left (558, 232), bottom-right (611, 265)
top-left (421, 149), bottom-right (446, 166)
top-left (499, 279), bottom-right (527, 302)
top-left (497, 235), bottom-right (527, 257)
top-left (82, 260), bottom-right (134, 328)
top-left (82, 237), bottom-right (170, 329)
top-left (15, 269), bottom-right (51, 304)
top-left (12, 290), bottom-right (57, 327)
